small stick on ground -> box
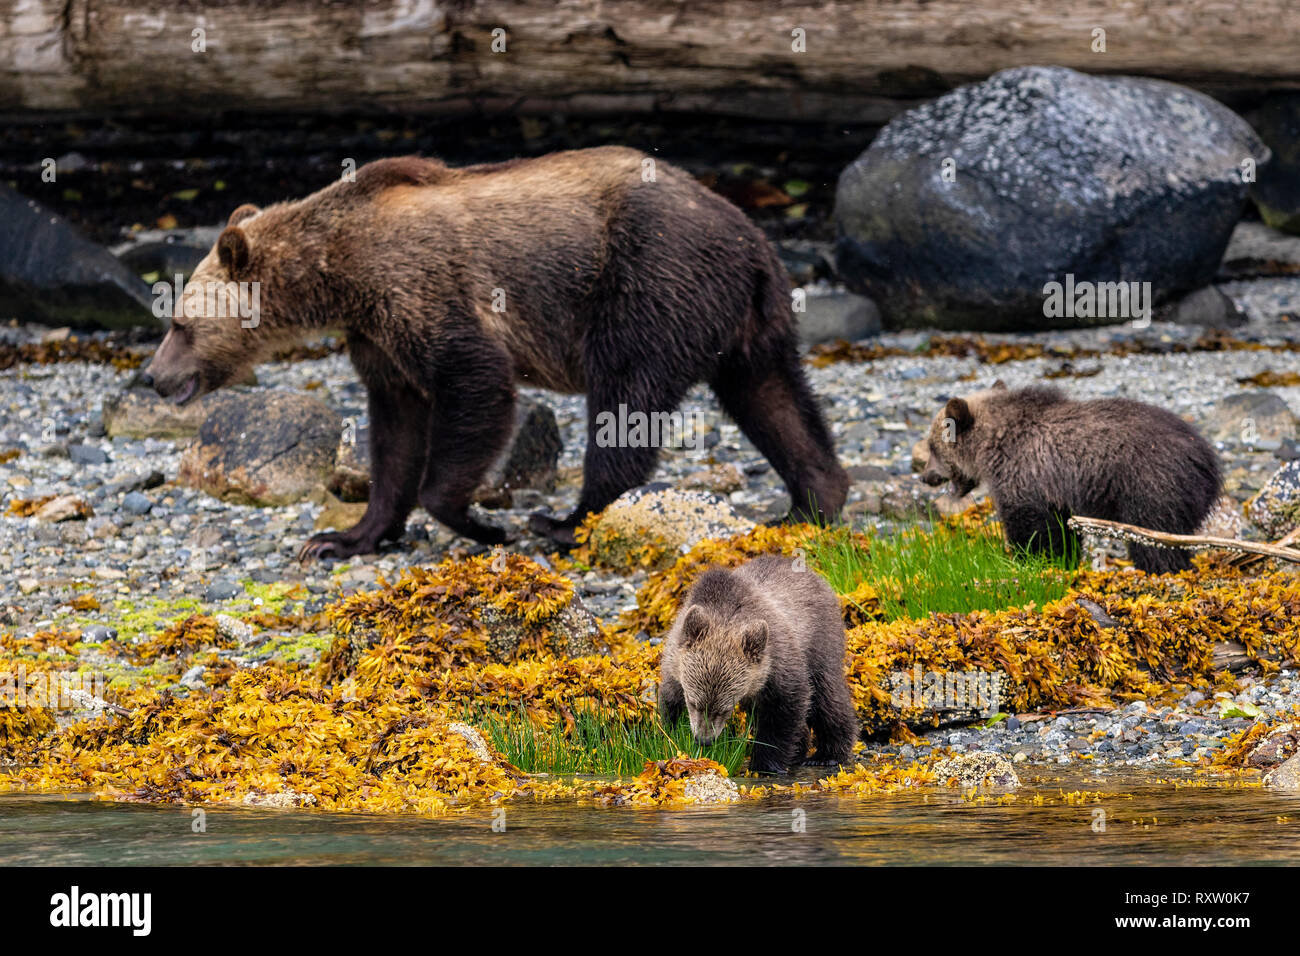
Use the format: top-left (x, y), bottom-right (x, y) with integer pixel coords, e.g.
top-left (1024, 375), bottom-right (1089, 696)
top-left (1229, 525), bottom-right (1300, 570)
top-left (1067, 516), bottom-right (1300, 564)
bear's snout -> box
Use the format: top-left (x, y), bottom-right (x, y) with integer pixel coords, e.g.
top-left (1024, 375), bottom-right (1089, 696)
top-left (919, 468), bottom-right (949, 487)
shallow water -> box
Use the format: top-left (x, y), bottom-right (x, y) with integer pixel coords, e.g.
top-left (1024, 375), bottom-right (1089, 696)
top-left (3, 767), bottom-right (1298, 866)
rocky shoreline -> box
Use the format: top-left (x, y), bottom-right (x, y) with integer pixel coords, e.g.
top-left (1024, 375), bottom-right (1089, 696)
top-left (5, 297), bottom-right (1300, 773)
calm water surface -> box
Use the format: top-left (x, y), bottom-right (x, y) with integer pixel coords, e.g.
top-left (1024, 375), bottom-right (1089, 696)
top-left (2, 767), bottom-right (1297, 865)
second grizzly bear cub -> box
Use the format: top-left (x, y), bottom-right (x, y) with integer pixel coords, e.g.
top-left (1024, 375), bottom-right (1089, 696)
top-left (658, 555), bottom-right (859, 774)
top-left (919, 383), bottom-right (1222, 573)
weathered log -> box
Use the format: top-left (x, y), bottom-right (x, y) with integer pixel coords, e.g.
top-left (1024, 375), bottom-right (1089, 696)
top-left (2, 1), bottom-right (1300, 122)
top-left (1068, 516), bottom-right (1300, 564)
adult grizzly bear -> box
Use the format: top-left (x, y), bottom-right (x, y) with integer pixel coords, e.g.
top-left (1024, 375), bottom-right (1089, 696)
top-left (141, 148), bottom-right (849, 558)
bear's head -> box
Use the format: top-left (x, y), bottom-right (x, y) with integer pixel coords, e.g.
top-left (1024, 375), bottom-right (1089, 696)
top-left (918, 381), bottom-right (1007, 497)
top-left (142, 203), bottom-right (280, 405)
top-left (672, 603), bottom-right (770, 744)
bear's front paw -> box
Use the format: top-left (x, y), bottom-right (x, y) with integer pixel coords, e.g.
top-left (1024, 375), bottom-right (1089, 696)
top-left (297, 532), bottom-right (375, 565)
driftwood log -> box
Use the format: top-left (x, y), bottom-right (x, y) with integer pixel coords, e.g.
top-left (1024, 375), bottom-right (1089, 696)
top-left (2, 1), bottom-right (1300, 121)
top-left (1068, 515), bottom-right (1300, 565)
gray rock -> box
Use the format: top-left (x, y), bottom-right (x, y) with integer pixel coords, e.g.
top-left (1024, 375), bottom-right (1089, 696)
top-left (834, 66), bottom-right (1266, 330)
top-left (179, 390), bottom-right (342, 506)
top-left (1205, 391), bottom-right (1299, 447)
top-left (475, 397), bottom-right (563, 508)
top-left (67, 443), bottom-right (109, 465)
top-left (326, 397), bottom-right (563, 509)
top-left (0, 182), bottom-right (161, 331)
top-left (80, 624), bottom-right (118, 642)
top-left (102, 386), bottom-right (238, 440)
top-left (204, 579), bottom-right (242, 601)
top-left (797, 290), bottom-right (882, 346)
top-left (1158, 286), bottom-right (1247, 328)
top-left (121, 491), bottom-right (153, 515)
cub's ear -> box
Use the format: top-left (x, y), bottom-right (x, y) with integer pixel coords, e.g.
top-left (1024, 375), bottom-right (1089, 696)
top-left (217, 226), bottom-right (251, 278)
top-left (991, 379), bottom-right (1008, 391)
top-left (680, 605), bottom-right (710, 647)
top-left (226, 204), bottom-right (260, 227)
top-left (943, 397), bottom-right (975, 435)
top-left (741, 621), bottom-right (768, 662)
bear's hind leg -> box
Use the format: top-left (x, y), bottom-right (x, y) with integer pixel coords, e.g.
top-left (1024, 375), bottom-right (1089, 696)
top-left (710, 353), bottom-right (848, 525)
top-left (299, 342), bottom-right (428, 563)
top-left (806, 650), bottom-right (859, 766)
top-left (530, 372), bottom-right (691, 548)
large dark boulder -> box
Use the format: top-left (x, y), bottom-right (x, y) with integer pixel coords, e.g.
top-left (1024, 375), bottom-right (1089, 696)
top-left (0, 182), bottom-right (160, 331)
top-left (834, 66), bottom-right (1267, 331)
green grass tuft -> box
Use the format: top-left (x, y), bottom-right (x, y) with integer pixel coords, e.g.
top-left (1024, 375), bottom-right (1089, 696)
top-left (806, 517), bottom-right (1077, 621)
top-left (468, 706), bottom-right (751, 777)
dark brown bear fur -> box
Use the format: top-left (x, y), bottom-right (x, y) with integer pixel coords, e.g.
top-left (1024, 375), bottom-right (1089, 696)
top-left (919, 383), bottom-right (1222, 573)
top-left (658, 555), bottom-right (859, 774)
top-left (141, 148), bottom-right (849, 558)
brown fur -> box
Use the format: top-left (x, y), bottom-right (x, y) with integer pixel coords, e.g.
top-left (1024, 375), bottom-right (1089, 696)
top-left (140, 147), bottom-right (849, 557)
top-left (658, 555), bottom-right (859, 774)
top-left (919, 382), bottom-right (1222, 573)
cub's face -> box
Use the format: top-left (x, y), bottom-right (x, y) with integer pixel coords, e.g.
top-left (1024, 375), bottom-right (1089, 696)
top-left (918, 384), bottom-right (1003, 497)
top-left (143, 204), bottom-right (264, 405)
top-left (674, 605), bottom-right (769, 744)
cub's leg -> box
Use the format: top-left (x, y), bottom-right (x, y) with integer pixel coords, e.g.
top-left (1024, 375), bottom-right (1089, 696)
top-left (710, 351), bottom-right (848, 525)
top-left (748, 676), bottom-right (812, 775)
top-left (416, 331), bottom-right (517, 545)
top-left (1128, 543), bottom-right (1193, 574)
top-left (298, 336), bottom-right (428, 563)
top-left (806, 640), bottom-right (859, 765)
top-left (658, 675), bottom-right (686, 727)
top-left (999, 502), bottom-right (1080, 564)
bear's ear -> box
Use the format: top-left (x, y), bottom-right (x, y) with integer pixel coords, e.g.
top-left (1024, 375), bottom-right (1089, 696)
top-left (991, 379), bottom-right (1008, 391)
top-left (681, 605), bottom-right (710, 647)
top-left (943, 397), bottom-right (975, 436)
top-left (226, 203), bottom-right (260, 227)
top-left (217, 226), bottom-right (251, 278)
top-left (741, 621), bottom-right (768, 663)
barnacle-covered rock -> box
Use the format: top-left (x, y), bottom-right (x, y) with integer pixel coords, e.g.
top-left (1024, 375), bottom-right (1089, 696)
top-left (1246, 461), bottom-right (1300, 537)
top-left (573, 483), bottom-right (757, 571)
top-left (932, 751), bottom-right (1020, 789)
top-left (1263, 753), bottom-right (1300, 789)
top-left (594, 756), bottom-right (742, 806)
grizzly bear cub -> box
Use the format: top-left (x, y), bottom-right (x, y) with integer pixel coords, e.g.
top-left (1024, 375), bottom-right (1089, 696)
top-left (919, 382), bottom-right (1222, 573)
top-left (140, 147), bottom-right (848, 559)
top-left (658, 555), bottom-right (859, 774)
